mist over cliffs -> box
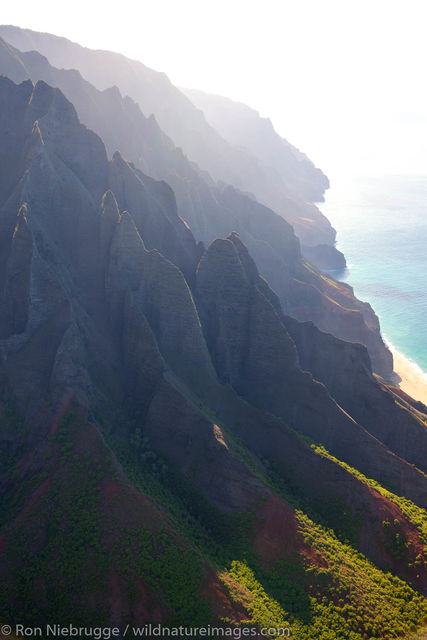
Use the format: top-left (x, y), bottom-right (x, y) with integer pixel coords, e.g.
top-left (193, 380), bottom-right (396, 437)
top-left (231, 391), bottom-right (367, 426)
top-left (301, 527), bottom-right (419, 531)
top-left (0, 25), bottom-right (426, 639)
top-left (0, 32), bottom-right (393, 379)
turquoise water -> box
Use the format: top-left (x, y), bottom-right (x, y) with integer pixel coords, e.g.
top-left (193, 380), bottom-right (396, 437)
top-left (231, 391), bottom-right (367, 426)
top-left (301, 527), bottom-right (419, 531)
top-left (320, 174), bottom-right (427, 373)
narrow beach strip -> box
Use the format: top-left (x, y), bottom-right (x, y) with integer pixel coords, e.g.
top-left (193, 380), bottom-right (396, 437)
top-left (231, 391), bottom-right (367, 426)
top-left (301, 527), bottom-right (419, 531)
top-left (390, 346), bottom-right (427, 407)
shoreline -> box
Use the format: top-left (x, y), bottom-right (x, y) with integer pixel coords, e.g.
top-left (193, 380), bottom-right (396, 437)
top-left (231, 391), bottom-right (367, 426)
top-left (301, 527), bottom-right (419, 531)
top-left (389, 346), bottom-right (427, 407)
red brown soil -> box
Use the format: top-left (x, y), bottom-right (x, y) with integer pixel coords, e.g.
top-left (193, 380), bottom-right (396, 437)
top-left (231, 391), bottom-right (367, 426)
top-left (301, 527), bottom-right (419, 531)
top-left (200, 566), bottom-right (250, 623)
top-left (49, 388), bottom-right (77, 437)
top-left (0, 392), bottom-right (74, 556)
top-left (361, 485), bottom-right (427, 593)
top-left (103, 478), bottom-right (120, 501)
top-left (108, 568), bottom-right (168, 625)
top-left (0, 474), bottom-right (52, 557)
top-left (251, 494), bottom-right (327, 570)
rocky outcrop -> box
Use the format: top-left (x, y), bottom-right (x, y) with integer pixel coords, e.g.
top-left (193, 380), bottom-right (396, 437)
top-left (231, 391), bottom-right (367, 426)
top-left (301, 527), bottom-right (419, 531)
top-left (0, 26), bottom-right (344, 272)
top-left (0, 205), bottom-right (32, 337)
top-left (0, 75), bottom-right (425, 633)
top-left (195, 233), bottom-right (427, 506)
top-left (0, 38), bottom-right (394, 381)
top-left (302, 242), bottom-right (346, 271)
top-left (182, 88), bottom-right (345, 268)
top-left (285, 315), bottom-right (427, 472)
top-left (182, 88), bottom-right (329, 203)
top-left (108, 152), bottom-right (199, 282)
top-left (144, 378), bottom-right (268, 513)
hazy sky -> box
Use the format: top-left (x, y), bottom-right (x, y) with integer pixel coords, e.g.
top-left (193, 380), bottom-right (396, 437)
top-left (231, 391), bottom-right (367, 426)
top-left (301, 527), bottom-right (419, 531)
top-left (3, 0), bottom-right (427, 181)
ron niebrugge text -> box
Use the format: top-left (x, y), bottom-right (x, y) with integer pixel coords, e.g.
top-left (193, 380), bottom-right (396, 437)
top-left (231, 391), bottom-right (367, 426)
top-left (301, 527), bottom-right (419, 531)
top-left (7, 624), bottom-right (291, 638)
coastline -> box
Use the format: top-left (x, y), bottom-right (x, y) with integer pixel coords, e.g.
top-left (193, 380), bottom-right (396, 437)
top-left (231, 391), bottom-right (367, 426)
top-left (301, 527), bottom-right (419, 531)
top-left (390, 345), bottom-right (427, 407)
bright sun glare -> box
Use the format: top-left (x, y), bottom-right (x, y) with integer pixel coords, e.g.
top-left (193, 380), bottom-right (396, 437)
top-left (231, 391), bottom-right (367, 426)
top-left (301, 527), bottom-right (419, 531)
top-left (3, 0), bottom-right (427, 179)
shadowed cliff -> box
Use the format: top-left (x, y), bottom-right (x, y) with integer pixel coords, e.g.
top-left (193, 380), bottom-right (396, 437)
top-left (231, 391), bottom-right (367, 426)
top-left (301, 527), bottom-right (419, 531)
top-left (0, 24), bottom-right (342, 272)
top-left (0, 78), bottom-right (426, 635)
top-left (0, 34), bottom-right (395, 382)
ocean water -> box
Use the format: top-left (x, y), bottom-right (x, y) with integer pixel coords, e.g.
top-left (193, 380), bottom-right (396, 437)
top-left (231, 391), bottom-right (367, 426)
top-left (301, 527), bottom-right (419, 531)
top-left (320, 174), bottom-right (427, 374)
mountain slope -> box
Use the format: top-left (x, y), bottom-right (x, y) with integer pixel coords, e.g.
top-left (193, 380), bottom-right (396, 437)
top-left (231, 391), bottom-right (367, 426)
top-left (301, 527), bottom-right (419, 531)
top-left (0, 24), bottom-right (341, 269)
top-left (182, 87), bottom-right (346, 270)
top-left (0, 78), bottom-right (426, 638)
top-left (0, 35), bottom-right (395, 381)
top-left (182, 88), bottom-right (329, 203)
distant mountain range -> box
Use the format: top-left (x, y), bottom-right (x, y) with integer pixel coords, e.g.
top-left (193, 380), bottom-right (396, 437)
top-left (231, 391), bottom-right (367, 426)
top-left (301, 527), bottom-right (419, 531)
top-left (0, 31), bottom-right (391, 378)
top-left (0, 25), bottom-right (426, 638)
top-left (0, 25), bottom-right (341, 266)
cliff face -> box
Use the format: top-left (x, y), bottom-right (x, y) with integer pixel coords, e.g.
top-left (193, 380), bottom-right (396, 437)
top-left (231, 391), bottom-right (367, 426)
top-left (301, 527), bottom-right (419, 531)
top-left (182, 88), bottom-right (346, 270)
top-left (194, 233), bottom-right (427, 500)
top-left (284, 315), bottom-right (427, 473)
top-left (0, 78), bottom-right (426, 634)
top-left (0, 35), bottom-right (394, 382)
top-left (181, 89), bottom-right (329, 203)
top-left (0, 25), bottom-right (341, 272)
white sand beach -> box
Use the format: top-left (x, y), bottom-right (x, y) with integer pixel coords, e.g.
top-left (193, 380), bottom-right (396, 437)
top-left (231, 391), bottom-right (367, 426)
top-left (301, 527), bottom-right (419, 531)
top-left (391, 348), bottom-right (427, 407)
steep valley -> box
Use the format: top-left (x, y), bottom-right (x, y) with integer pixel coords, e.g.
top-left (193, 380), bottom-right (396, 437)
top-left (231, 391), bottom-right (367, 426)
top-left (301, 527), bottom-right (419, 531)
top-left (0, 32), bottom-right (425, 640)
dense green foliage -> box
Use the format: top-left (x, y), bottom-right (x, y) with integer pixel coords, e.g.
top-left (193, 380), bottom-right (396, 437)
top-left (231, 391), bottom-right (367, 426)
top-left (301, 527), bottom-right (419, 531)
top-left (1, 407), bottom-right (426, 638)
top-left (0, 412), bottom-right (209, 626)
top-left (111, 419), bottom-right (427, 639)
top-left (217, 515), bottom-right (427, 639)
top-left (312, 444), bottom-right (427, 546)
top-left (111, 429), bottom-right (254, 565)
top-left (0, 411), bottom-right (111, 625)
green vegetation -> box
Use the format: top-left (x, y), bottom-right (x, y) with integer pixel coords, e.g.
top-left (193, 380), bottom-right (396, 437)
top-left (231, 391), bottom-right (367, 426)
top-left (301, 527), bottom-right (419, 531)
top-left (0, 397), bottom-right (26, 470)
top-left (215, 513), bottom-right (427, 639)
top-left (312, 444), bottom-right (427, 546)
top-left (382, 519), bottom-right (410, 560)
top-left (110, 420), bottom-right (427, 639)
top-left (201, 410), bottom-right (366, 549)
top-left (111, 429), bottom-right (254, 565)
top-left (0, 397), bottom-right (47, 526)
top-left (226, 560), bottom-right (291, 628)
top-left (217, 533), bottom-right (427, 639)
top-left (114, 527), bottom-right (210, 625)
top-left (0, 411), bottom-right (110, 625)
top-left (404, 627), bottom-right (427, 639)
top-left (0, 411), bottom-right (212, 626)
top-left (1, 406), bottom-right (426, 638)
top-left (293, 511), bottom-right (426, 639)
top-left (261, 452), bottom-right (365, 547)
